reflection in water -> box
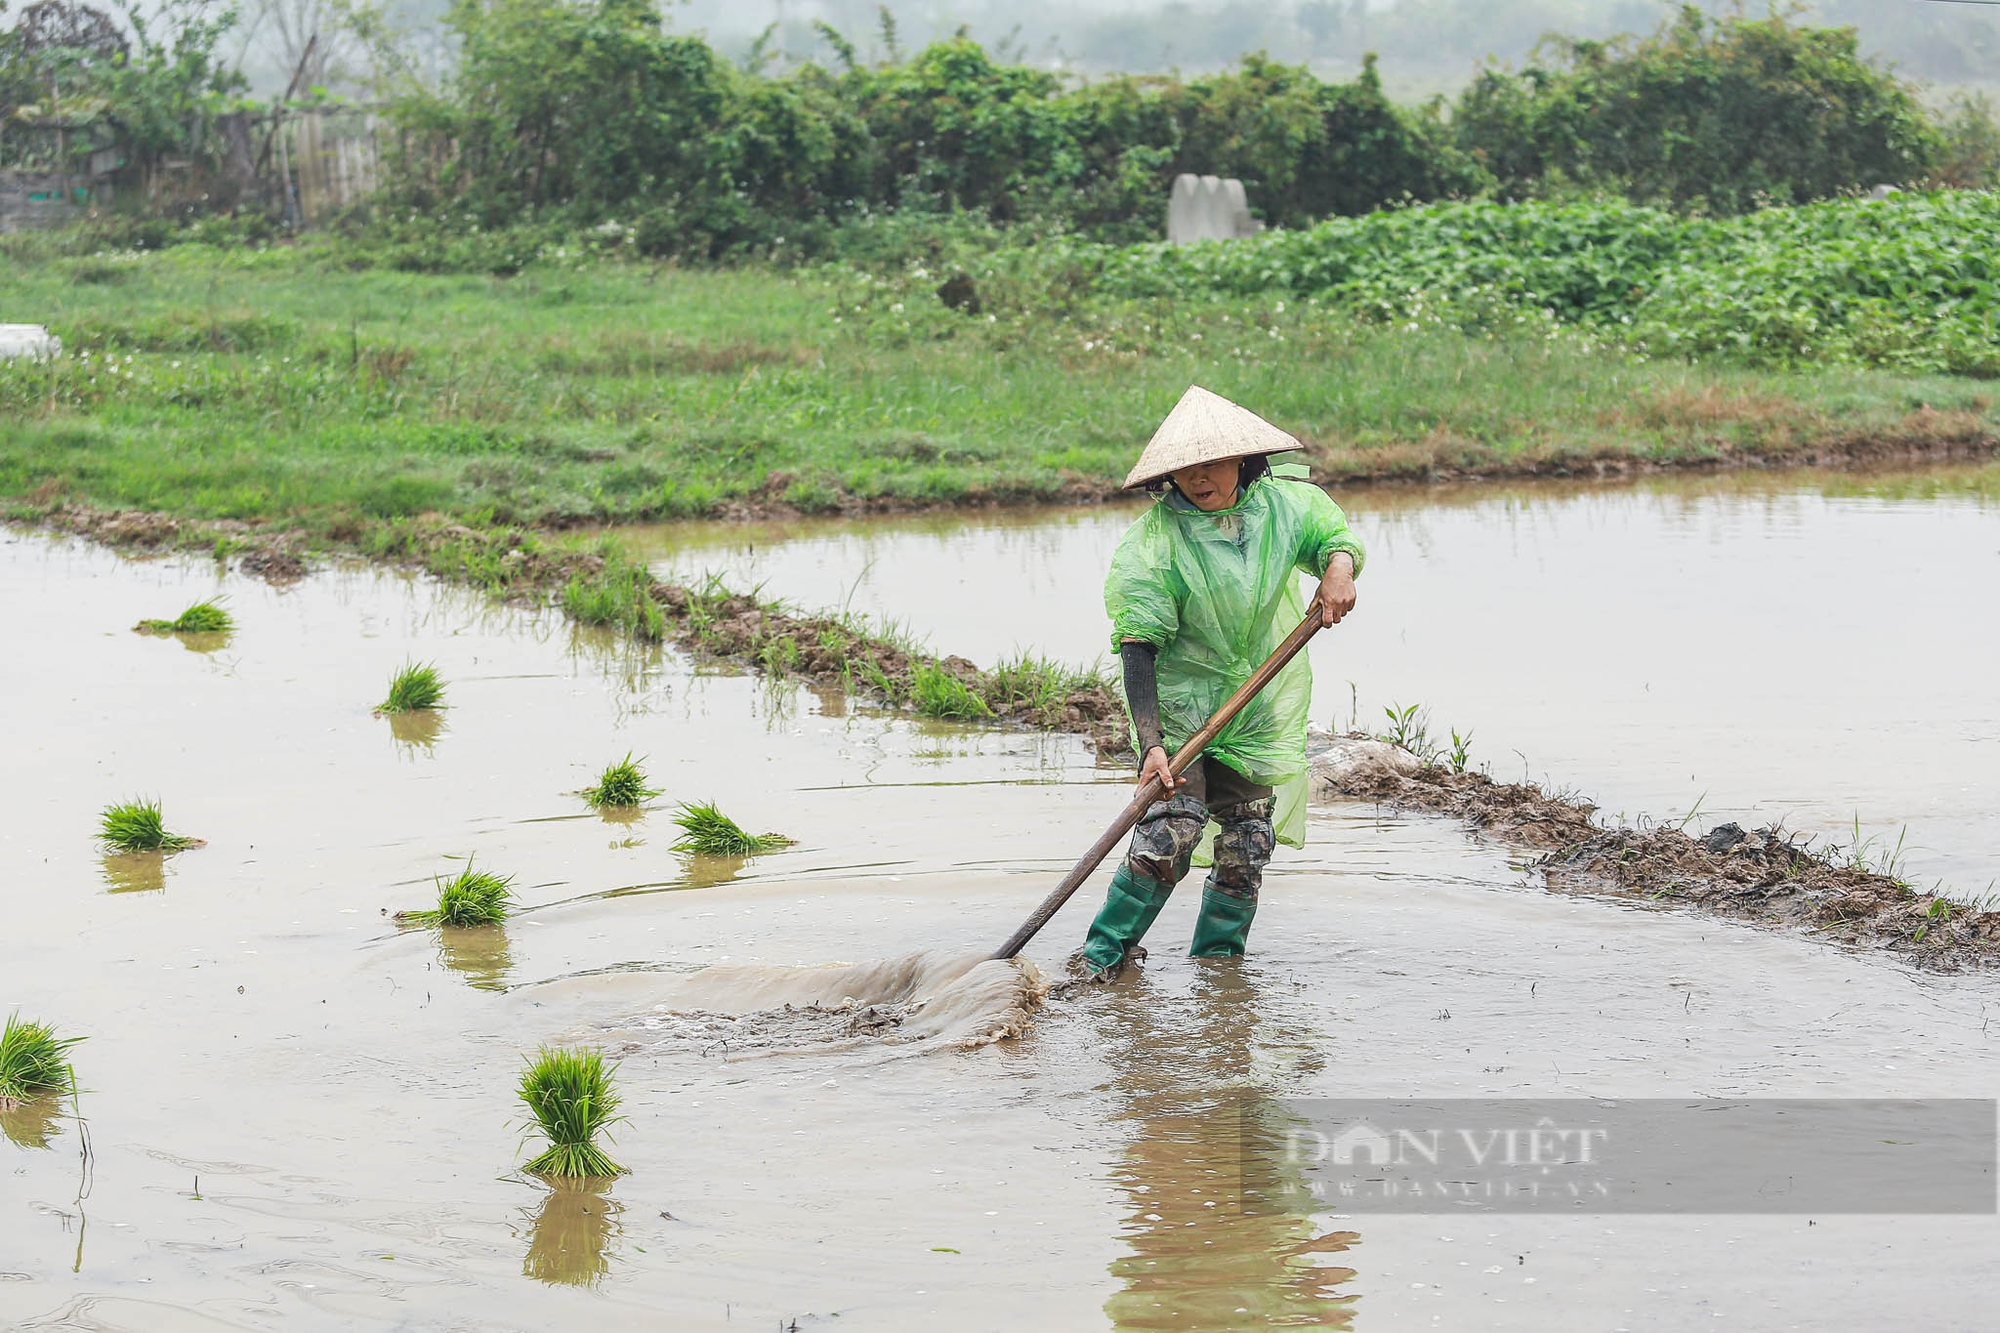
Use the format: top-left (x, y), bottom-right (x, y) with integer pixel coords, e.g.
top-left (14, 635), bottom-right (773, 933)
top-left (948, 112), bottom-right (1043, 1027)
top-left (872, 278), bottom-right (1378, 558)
top-left (438, 925), bottom-right (514, 991)
top-left (100, 851), bottom-right (167, 894)
top-left (806, 679), bottom-right (848, 719)
top-left (680, 852), bottom-right (750, 890)
top-left (522, 1185), bottom-right (622, 1287)
top-left (173, 630), bottom-right (231, 655)
top-left (0, 1097), bottom-right (66, 1149)
top-left (387, 709), bottom-right (446, 755)
top-left (1099, 967), bottom-right (1360, 1329)
top-left (597, 804), bottom-right (648, 849)
top-left (567, 623), bottom-right (674, 724)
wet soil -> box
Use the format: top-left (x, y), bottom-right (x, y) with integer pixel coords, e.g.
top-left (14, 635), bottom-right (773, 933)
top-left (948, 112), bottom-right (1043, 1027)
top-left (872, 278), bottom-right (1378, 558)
top-left (1319, 758), bottom-right (2000, 970)
top-left (660, 582), bottom-right (1130, 753)
top-left (550, 951), bottom-right (1049, 1056)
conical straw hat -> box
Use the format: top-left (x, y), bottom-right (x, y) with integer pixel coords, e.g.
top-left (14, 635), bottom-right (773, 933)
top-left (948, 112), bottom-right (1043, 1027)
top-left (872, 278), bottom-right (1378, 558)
top-left (1122, 385), bottom-right (1303, 489)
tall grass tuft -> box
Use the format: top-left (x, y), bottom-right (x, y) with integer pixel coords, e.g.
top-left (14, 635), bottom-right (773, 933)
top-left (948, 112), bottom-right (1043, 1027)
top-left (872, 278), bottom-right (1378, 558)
top-left (378, 660), bottom-right (446, 713)
top-left (910, 659), bottom-right (992, 719)
top-left (99, 798), bottom-right (198, 852)
top-left (0, 1013), bottom-right (82, 1110)
top-left (136, 599), bottom-right (234, 634)
top-left (398, 862), bottom-right (514, 927)
top-left (670, 801), bottom-right (790, 855)
top-left (519, 1047), bottom-right (627, 1181)
top-left (985, 652), bottom-right (1107, 726)
top-left (581, 753), bottom-right (659, 809)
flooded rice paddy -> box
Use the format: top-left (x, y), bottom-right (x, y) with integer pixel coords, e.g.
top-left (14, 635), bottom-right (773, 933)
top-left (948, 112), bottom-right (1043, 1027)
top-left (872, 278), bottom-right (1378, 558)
top-left (632, 463), bottom-right (2000, 895)
top-left (5, 462), bottom-right (2000, 1329)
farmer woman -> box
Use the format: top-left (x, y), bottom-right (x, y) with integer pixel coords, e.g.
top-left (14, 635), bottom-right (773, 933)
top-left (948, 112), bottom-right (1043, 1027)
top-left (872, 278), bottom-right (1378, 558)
top-left (1077, 386), bottom-right (1365, 981)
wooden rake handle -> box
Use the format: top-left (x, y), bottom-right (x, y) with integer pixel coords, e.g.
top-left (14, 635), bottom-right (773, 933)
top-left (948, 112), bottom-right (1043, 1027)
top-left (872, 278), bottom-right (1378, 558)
top-left (989, 606), bottom-right (1328, 961)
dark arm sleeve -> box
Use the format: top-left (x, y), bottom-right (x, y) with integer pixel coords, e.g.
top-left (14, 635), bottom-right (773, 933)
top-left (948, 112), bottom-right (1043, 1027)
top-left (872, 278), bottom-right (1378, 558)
top-left (1120, 640), bottom-right (1165, 761)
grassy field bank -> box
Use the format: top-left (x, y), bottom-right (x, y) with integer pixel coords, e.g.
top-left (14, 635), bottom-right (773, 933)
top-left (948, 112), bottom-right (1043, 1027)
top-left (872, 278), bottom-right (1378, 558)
top-left (3, 243), bottom-right (1995, 532)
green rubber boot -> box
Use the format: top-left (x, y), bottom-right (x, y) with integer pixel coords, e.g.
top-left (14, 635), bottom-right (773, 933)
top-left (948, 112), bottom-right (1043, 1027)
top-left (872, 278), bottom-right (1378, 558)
top-left (1188, 888), bottom-right (1258, 958)
top-left (1079, 865), bottom-right (1175, 978)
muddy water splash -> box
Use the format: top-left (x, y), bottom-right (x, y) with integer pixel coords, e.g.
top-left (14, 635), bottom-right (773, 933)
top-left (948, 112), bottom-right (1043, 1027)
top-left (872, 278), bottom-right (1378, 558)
top-left (555, 950), bottom-right (1048, 1053)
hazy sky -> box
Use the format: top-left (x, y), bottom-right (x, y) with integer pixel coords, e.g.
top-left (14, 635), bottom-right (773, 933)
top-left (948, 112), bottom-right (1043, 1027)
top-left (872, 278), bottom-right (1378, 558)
top-left (214, 0), bottom-right (2000, 98)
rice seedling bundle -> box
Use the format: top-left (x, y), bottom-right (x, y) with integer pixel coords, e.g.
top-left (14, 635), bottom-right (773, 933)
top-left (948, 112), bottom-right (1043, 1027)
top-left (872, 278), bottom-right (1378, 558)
top-left (669, 801), bottom-right (791, 856)
top-left (519, 1047), bottom-right (626, 1181)
top-left (378, 661), bottom-right (446, 714)
top-left (98, 798), bottom-right (198, 852)
top-left (581, 753), bottom-right (659, 809)
top-left (136, 600), bottom-right (234, 634)
top-left (398, 863), bottom-right (514, 927)
top-left (0, 1013), bottom-right (81, 1110)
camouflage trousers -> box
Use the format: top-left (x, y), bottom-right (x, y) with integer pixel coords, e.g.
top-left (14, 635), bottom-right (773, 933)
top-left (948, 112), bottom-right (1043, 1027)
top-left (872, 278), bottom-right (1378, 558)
top-left (1124, 757), bottom-right (1275, 901)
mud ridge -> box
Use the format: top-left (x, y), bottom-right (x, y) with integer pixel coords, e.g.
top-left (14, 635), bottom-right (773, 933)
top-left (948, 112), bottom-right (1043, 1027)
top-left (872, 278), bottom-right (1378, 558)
top-left (15, 503), bottom-right (1131, 753)
top-left (649, 581), bottom-right (1129, 752)
top-left (1318, 758), bottom-right (2000, 970)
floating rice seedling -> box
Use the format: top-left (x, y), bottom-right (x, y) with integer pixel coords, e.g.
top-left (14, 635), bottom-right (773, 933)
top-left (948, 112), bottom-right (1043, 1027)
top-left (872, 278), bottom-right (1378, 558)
top-left (518, 1047), bottom-right (627, 1181)
top-left (135, 599), bottom-right (233, 635)
top-left (581, 753), bottom-right (659, 810)
top-left (0, 1013), bottom-right (81, 1110)
top-left (98, 798), bottom-right (200, 853)
top-left (670, 801), bottom-right (791, 856)
top-left (397, 862), bottom-right (514, 927)
top-left (377, 661), bottom-right (446, 714)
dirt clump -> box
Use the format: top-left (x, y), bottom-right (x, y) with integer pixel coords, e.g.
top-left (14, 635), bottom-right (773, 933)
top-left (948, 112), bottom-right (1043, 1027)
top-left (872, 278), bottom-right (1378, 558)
top-left (1317, 755), bottom-right (1599, 848)
top-left (1317, 758), bottom-right (2000, 971)
top-left (1541, 822), bottom-right (2000, 969)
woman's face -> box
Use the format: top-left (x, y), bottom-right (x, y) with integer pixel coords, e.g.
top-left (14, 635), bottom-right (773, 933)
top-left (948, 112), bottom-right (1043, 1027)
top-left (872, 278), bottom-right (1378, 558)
top-left (1168, 459), bottom-right (1243, 512)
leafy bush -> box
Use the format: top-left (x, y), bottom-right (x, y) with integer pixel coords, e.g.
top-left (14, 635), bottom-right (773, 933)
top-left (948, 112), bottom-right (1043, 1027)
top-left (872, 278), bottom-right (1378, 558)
top-left (1077, 191), bottom-right (2000, 375)
top-left (1454, 8), bottom-right (1939, 213)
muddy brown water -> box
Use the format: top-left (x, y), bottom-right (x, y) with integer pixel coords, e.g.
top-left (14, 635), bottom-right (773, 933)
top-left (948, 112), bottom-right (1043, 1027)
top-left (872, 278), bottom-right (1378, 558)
top-left (4, 479), bottom-right (2000, 1329)
top-left (628, 462), bottom-right (2000, 896)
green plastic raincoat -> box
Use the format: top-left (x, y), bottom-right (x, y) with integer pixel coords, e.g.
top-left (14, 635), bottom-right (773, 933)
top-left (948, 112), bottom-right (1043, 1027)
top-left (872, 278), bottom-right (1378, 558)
top-left (1105, 465), bottom-right (1365, 851)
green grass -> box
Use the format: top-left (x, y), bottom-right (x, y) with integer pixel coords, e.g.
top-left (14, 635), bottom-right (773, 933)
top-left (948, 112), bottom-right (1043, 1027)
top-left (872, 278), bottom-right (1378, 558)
top-left (398, 863), bottom-right (515, 927)
top-left (979, 652), bottom-right (1106, 725)
top-left (98, 798), bottom-right (198, 852)
top-left (1, 237), bottom-right (1992, 534)
top-left (378, 661), bottom-right (446, 714)
top-left (581, 753), bottom-right (659, 809)
top-left (0, 1013), bottom-right (82, 1109)
top-left (562, 560), bottom-right (665, 641)
top-left (135, 598), bottom-right (233, 634)
top-left (911, 659), bottom-right (993, 720)
top-left (670, 801), bottom-right (790, 856)
top-left (518, 1046), bottom-right (627, 1181)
